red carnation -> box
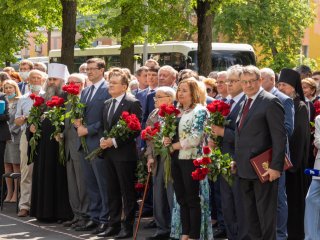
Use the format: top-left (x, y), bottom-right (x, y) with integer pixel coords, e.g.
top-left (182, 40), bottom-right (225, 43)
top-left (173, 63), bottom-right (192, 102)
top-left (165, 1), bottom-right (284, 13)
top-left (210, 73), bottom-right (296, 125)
top-left (202, 146), bottom-right (211, 155)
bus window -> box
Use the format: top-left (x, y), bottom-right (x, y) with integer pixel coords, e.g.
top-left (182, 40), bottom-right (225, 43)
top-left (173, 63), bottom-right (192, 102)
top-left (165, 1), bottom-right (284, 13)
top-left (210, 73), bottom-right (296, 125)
top-left (148, 52), bottom-right (186, 71)
top-left (187, 50), bottom-right (256, 72)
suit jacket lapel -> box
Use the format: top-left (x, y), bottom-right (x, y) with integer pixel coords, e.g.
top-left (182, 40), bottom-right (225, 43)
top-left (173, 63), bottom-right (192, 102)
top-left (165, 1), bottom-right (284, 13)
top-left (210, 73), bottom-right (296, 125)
top-left (87, 82), bottom-right (105, 112)
top-left (240, 91), bottom-right (264, 130)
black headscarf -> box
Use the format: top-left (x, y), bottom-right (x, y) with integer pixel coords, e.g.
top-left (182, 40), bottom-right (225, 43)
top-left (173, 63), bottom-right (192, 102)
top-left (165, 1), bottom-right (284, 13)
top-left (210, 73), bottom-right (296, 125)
top-left (278, 68), bottom-right (305, 102)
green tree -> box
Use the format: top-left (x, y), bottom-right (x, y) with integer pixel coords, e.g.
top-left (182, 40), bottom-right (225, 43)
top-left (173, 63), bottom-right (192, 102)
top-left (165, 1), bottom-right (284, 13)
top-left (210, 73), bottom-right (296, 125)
top-left (213, 0), bottom-right (315, 72)
top-left (77, 0), bottom-right (194, 71)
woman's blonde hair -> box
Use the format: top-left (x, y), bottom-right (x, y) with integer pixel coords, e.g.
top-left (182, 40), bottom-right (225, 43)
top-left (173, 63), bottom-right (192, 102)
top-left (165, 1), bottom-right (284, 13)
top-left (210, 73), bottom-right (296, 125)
top-left (3, 79), bottom-right (22, 98)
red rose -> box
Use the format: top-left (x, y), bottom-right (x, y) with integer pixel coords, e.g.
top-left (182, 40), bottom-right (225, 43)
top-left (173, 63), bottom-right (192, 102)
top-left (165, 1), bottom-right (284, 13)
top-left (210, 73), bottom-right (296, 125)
top-left (33, 96), bottom-right (44, 107)
top-left (193, 159), bottom-right (201, 167)
top-left (201, 157), bottom-right (212, 165)
top-left (202, 146), bottom-right (211, 155)
top-left (165, 105), bottom-right (175, 115)
top-left (153, 122), bottom-right (161, 130)
top-left (29, 93), bottom-right (36, 100)
top-left (62, 85), bottom-right (69, 92)
top-left (141, 129), bottom-right (148, 140)
top-left (121, 111), bottom-right (130, 120)
top-left (191, 168), bottom-right (208, 181)
top-left (135, 183), bottom-right (145, 192)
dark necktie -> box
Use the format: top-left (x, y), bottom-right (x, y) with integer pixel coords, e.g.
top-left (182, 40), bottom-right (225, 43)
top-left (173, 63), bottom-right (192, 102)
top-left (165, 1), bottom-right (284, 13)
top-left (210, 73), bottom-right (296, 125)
top-left (229, 99), bottom-right (235, 109)
top-left (21, 83), bottom-right (26, 95)
top-left (238, 98), bottom-right (252, 130)
top-left (108, 99), bottom-right (117, 124)
top-left (86, 85), bottom-right (95, 103)
top-left (222, 98), bottom-right (227, 102)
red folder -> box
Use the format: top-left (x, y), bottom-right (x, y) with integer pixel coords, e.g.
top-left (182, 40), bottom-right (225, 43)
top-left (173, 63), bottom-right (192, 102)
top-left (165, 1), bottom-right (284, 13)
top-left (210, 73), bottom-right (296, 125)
top-left (250, 148), bottom-right (293, 183)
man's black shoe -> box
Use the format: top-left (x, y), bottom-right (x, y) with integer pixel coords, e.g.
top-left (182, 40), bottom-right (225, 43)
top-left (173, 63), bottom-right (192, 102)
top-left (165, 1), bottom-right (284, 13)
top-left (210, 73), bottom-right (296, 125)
top-left (213, 228), bottom-right (227, 238)
top-left (115, 228), bottom-right (133, 239)
top-left (91, 223), bottom-right (108, 234)
top-left (97, 226), bottom-right (121, 237)
top-left (63, 218), bottom-right (79, 227)
top-left (145, 233), bottom-right (171, 240)
top-left (75, 220), bottom-right (98, 231)
top-left (143, 220), bottom-right (157, 229)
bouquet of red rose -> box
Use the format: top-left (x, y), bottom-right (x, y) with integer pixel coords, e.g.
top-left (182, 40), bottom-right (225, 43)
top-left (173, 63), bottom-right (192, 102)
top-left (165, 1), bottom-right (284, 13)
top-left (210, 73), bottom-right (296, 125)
top-left (205, 100), bottom-right (230, 147)
top-left (155, 104), bottom-right (180, 187)
top-left (85, 111), bottom-right (141, 161)
top-left (27, 94), bottom-right (45, 164)
top-left (141, 122), bottom-right (161, 141)
top-left (62, 83), bottom-right (88, 153)
top-left (136, 122), bottom-right (161, 186)
top-left (192, 146), bottom-right (233, 185)
top-left (45, 96), bottom-right (66, 165)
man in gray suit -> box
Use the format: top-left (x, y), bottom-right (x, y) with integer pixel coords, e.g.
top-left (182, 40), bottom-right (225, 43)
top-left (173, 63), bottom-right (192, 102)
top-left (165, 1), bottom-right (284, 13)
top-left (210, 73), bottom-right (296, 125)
top-left (235, 65), bottom-right (286, 240)
top-left (74, 58), bottom-right (111, 234)
top-left (62, 73), bottom-right (89, 227)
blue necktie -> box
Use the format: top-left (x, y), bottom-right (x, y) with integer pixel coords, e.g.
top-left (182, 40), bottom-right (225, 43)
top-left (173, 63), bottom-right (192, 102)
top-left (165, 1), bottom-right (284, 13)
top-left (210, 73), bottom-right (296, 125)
top-left (86, 85), bottom-right (95, 103)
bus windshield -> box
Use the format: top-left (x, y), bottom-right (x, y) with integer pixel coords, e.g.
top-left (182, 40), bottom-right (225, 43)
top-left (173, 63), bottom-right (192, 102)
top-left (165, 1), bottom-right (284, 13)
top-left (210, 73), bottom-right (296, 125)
top-left (187, 50), bottom-right (256, 71)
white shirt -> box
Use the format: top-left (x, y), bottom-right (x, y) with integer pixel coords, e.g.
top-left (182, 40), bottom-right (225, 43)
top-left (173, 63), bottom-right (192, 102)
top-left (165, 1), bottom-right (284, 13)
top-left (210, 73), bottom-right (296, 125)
top-left (88, 78), bottom-right (105, 101)
top-left (230, 92), bottom-right (244, 111)
top-left (15, 90), bottom-right (45, 131)
top-left (247, 87), bottom-right (263, 108)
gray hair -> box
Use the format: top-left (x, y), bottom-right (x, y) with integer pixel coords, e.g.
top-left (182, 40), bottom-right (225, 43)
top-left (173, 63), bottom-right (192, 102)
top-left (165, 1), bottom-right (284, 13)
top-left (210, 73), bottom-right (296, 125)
top-left (68, 73), bottom-right (86, 83)
top-left (156, 86), bottom-right (176, 100)
top-left (159, 65), bottom-right (177, 77)
top-left (227, 65), bottom-right (243, 79)
top-left (260, 67), bottom-right (275, 79)
top-left (217, 71), bottom-right (227, 78)
top-left (241, 65), bottom-right (261, 80)
top-left (29, 69), bottom-right (47, 79)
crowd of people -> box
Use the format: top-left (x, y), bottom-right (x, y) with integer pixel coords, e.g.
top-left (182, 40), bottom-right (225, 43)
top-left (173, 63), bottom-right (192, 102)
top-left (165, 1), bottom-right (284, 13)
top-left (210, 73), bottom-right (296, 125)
top-left (0, 58), bottom-right (320, 240)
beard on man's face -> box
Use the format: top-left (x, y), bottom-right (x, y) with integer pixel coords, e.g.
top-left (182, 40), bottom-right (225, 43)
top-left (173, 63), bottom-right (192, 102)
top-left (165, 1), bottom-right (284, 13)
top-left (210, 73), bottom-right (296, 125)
top-left (44, 84), bottom-right (62, 101)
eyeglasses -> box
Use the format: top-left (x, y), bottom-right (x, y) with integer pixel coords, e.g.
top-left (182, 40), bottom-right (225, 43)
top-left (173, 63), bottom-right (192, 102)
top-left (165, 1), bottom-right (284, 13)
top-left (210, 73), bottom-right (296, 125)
top-left (241, 79), bottom-right (259, 85)
top-left (85, 67), bottom-right (100, 72)
top-left (216, 81), bottom-right (226, 85)
top-left (153, 96), bottom-right (170, 101)
top-left (206, 88), bottom-right (213, 93)
top-left (226, 79), bottom-right (240, 84)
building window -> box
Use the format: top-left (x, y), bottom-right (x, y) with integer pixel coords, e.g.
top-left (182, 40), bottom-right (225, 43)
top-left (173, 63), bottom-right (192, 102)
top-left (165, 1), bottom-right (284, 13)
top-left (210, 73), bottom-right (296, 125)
top-left (35, 44), bottom-right (42, 53)
top-left (302, 45), bottom-right (309, 57)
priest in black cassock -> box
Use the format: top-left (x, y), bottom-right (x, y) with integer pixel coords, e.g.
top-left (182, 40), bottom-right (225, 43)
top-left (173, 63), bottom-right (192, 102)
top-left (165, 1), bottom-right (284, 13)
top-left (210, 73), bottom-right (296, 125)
top-left (277, 68), bottom-right (310, 240)
top-left (30, 63), bottom-right (73, 222)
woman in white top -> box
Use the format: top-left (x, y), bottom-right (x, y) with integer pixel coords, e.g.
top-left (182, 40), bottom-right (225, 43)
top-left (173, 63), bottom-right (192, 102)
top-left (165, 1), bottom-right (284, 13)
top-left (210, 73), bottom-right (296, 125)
top-left (164, 78), bottom-right (208, 240)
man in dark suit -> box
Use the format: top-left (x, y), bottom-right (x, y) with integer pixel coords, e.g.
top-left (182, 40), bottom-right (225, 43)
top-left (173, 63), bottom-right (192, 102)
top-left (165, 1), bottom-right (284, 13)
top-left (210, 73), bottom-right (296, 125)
top-left (74, 58), bottom-right (111, 234)
top-left (211, 65), bottom-right (248, 240)
top-left (132, 66), bottom-right (149, 96)
top-left (98, 68), bottom-right (142, 239)
top-left (261, 68), bottom-right (295, 240)
top-left (63, 74), bottom-right (89, 228)
top-left (235, 65), bottom-right (286, 239)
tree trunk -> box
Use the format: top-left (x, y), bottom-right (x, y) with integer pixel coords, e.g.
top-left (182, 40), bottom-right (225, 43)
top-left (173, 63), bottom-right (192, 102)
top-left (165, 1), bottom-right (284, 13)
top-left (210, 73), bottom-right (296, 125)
top-left (120, 18), bottom-right (134, 72)
top-left (60, 0), bottom-right (77, 73)
top-left (196, 0), bottom-right (212, 76)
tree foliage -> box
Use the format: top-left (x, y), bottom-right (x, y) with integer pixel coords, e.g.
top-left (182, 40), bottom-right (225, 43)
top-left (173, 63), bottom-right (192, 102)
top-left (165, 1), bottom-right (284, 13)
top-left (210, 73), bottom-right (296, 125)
top-left (213, 0), bottom-right (315, 72)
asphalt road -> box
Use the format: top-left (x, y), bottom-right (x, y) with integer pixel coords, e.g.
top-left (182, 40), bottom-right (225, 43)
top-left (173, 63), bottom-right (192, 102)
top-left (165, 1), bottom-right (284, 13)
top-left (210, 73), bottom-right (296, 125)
top-left (0, 203), bottom-right (154, 240)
